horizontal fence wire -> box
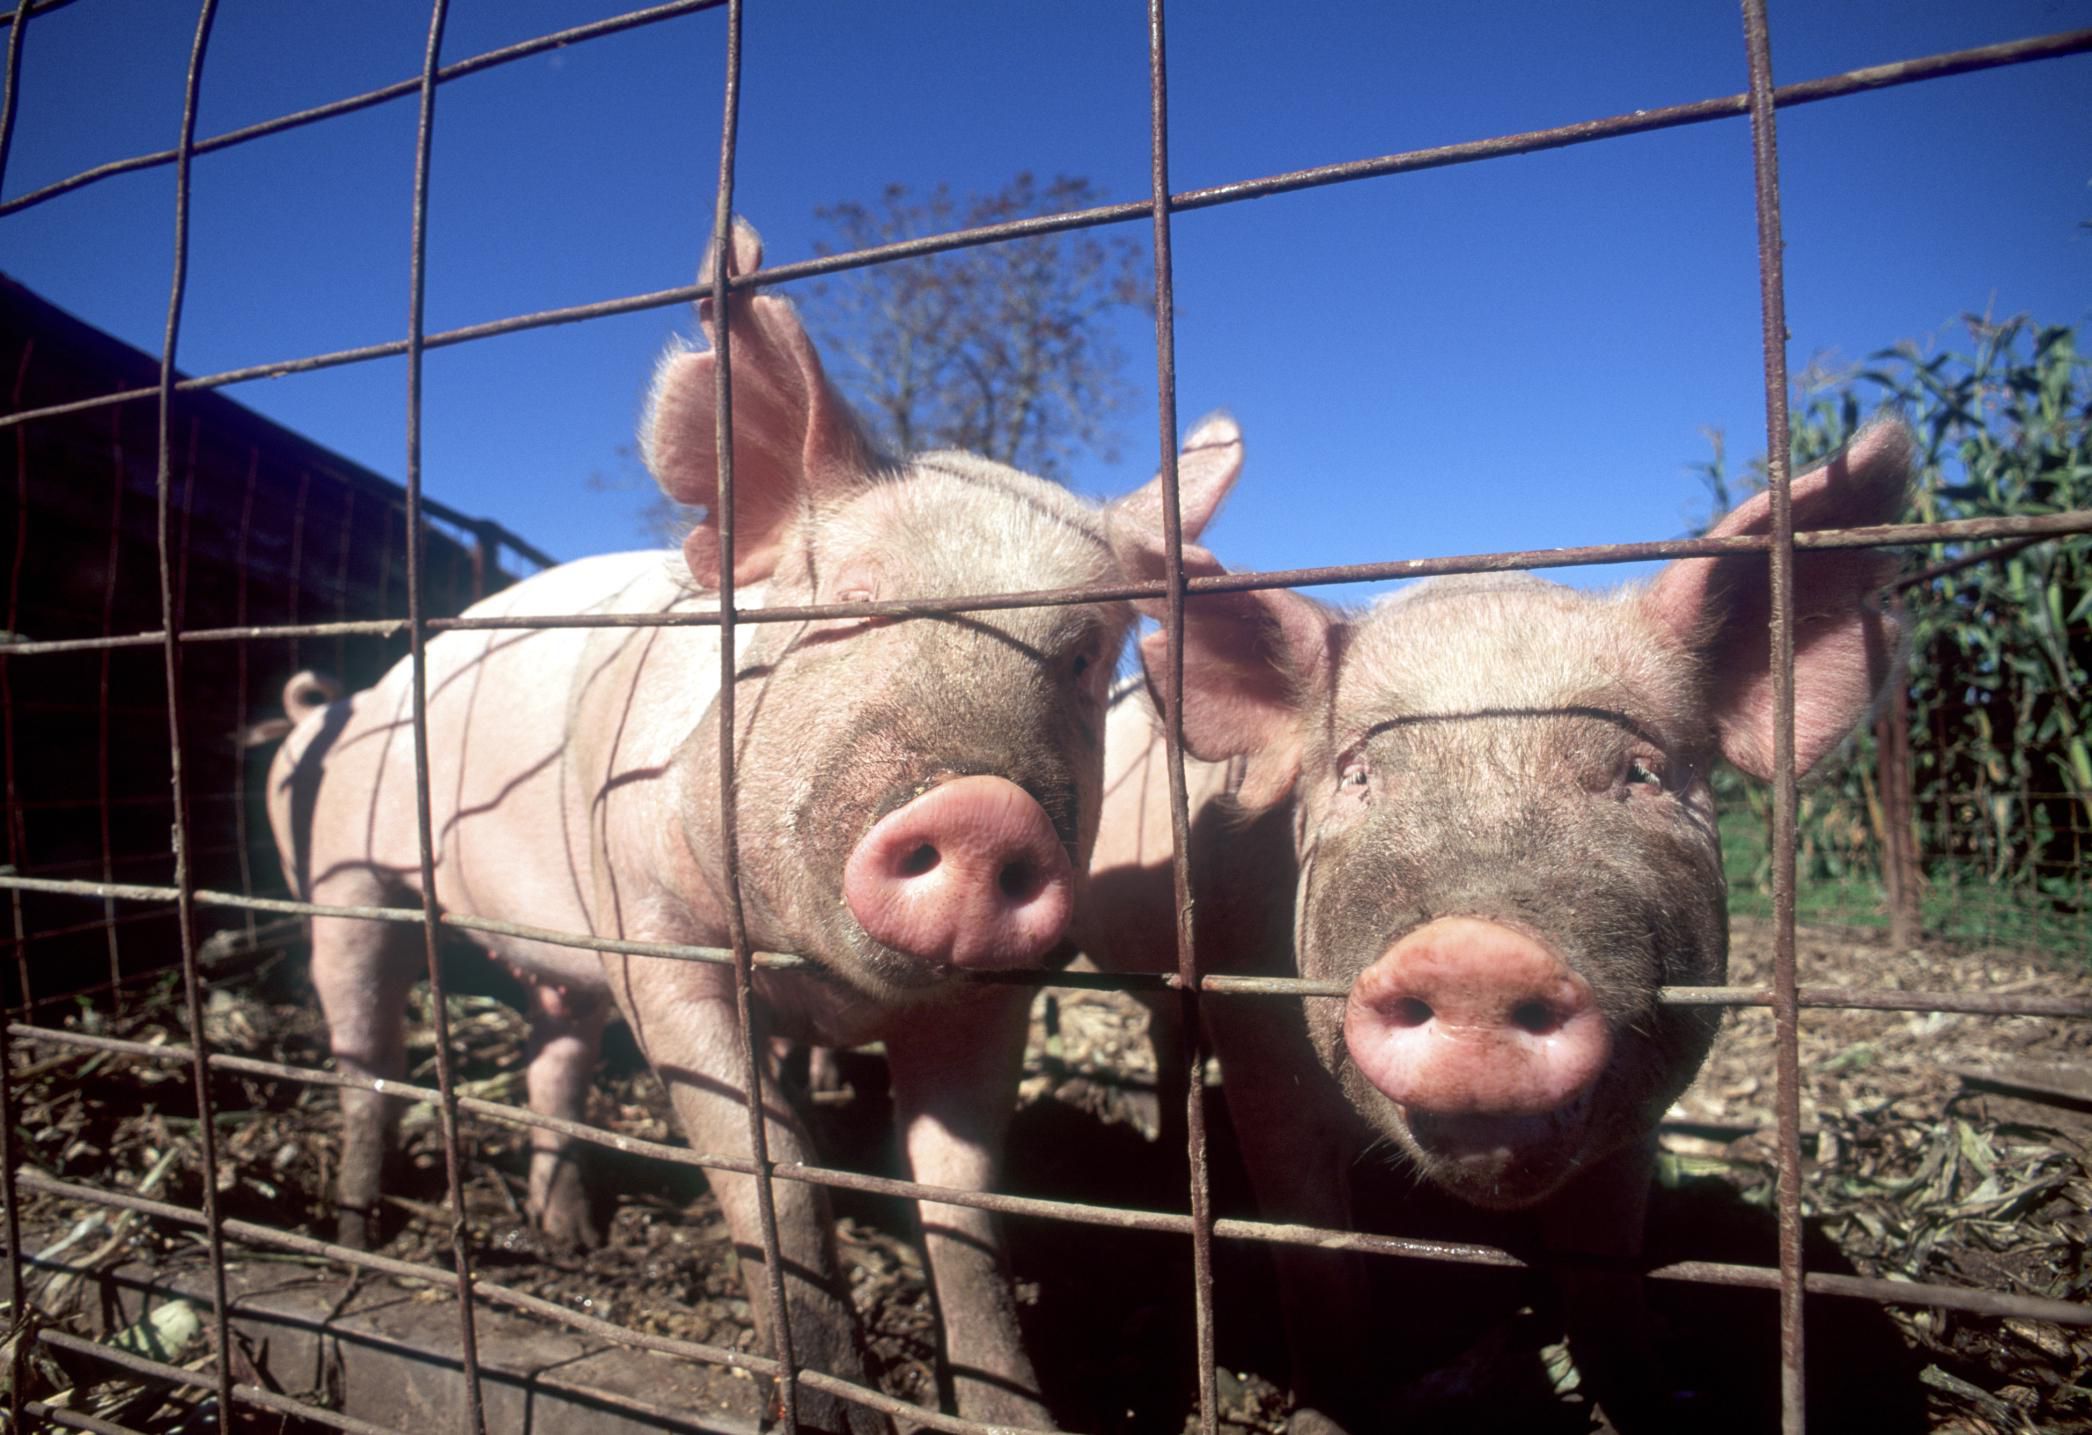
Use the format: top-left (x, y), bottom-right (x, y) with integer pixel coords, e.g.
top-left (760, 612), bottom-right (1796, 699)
top-left (3, 510), bottom-right (2089, 657)
top-left (0, 0), bottom-right (727, 219)
top-left (0, 25), bottom-right (2087, 437)
top-left (3, 2), bottom-right (2089, 1432)
top-left (16, 1135), bottom-right (2091, 1334)
top-left (3, 875), bottom-right (2090, 1015)
top-left (35, 1322), bottom-right (403, 1435)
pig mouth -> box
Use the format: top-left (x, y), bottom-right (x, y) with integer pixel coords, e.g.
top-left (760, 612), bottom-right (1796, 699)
top-left (821, 917), bottom-right (973, 997)
top-left (1399, 1094), bottom-right (1595, 1209)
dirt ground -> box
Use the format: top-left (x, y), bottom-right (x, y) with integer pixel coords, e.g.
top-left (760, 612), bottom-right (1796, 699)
top-left (7, 914), bottom-right (2088, 1433)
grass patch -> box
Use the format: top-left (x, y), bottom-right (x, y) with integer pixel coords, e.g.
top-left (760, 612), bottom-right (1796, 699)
top-left (1719, 809), bottom-right (2089, 960)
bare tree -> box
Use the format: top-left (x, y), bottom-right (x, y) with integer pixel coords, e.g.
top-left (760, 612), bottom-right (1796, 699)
top-left (809, 173), bottom-right (1153, 481)
top-left (624, 174), bottom-right (1152, 542)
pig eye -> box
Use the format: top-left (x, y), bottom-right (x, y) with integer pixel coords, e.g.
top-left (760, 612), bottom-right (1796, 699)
top-left (1065, 635), bottom-right (1107, 689)
top-left (826, 556), bottom-right (881, 606)
top-left (1625, 757), bottom-right (1664, 793)
top-left (1324, 752), bottom-right (1371, 832)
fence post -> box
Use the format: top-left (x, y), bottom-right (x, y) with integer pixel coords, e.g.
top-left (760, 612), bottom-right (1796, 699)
top-left (1874, 625), bottom-right (1921, 947)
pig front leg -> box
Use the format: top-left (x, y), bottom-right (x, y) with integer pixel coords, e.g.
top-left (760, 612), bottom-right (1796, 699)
top-left (884, 988), bottom-right (1052, 1430)
top-left (1541, 1134), bottom-right (1675, 1430)
top-left (1204, 999), bottom-right (1374, 1435)
top-left (308, 907), bottom-right (423, 1250)
top-left (523, 979), bottom-right (611, 1250)
top-left (604, 953), bottom-right (888, 1435)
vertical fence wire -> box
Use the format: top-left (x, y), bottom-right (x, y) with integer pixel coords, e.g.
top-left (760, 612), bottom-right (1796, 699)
top-left (704, 5), bottom-right (805, 1430)
top-left (0, 0), bottom-right (22, 188)
top-left (151, 2), bottom-right (233, 1429)
top-left (0, 343), bottom-right (22, 1435)
top-left (2, 0), bottom-right (30, 1028)
top-left (0, 987), bottom-right (18, 1430)
top-left (288, 468), bottom-right (312, 663)
top-left (1142, 4), bottom-right (1219, 1434)
top-left (0, 168), bottom-right (22, 1393)
top-left (1738, 2), bottom-right (1809, 1430)
top-left (230, 447), bottom-right (260, 940)
top-left (97, 404), bottom-right (124, 1010)
top-left (399, 2), bottom-right (490, 1431)
top-left (0, 7), bottom-right (2084, 1429)
top-left (174, 419), bottom-right (199, 635)
top-left (333, 484), bottom-right (355, 683)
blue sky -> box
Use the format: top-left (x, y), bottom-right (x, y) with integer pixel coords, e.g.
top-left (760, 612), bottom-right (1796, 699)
top-left (4, 0), bottom-right (2088, 602)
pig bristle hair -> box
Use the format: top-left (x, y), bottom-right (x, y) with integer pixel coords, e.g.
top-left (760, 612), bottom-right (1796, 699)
top-left (819, 452), bottom-right (1124, 614)
top-left (1374, 571), bottom-right (1554, 611)
top-left (638, 336), bottom-right (695, 486)
top-left (1339, 573), bottom-right (1705, 753)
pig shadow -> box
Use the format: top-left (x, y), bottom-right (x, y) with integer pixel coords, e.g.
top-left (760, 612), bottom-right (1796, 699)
top-left (270, 942), bottom-right (1923, 1432)
top-left (639, 1046), bottom-right (1927, 1435)
top-left (994, 1087), bottom-right (1926, 1435)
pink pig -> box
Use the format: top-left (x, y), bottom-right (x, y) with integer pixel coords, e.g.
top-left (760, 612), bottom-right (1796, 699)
top-left (268, 218), bottom-right (1243, 1434)
top-left (1085, 421), bottom-right (1912, 1431)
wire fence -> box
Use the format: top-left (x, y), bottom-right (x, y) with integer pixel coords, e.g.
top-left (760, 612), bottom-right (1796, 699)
top-left (2, 4), bottom-right (2090, 1435)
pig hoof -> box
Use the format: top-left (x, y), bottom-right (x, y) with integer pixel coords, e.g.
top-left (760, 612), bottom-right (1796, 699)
top-left (529, 1196), bottom-right (605, 1252)
top-left (535, 1208), bottom-right (605, 1252)
top-left (529, 1155), bottom-right (604, 1251)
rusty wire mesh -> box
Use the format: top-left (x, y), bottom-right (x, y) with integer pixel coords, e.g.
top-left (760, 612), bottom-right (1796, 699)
top-left (1, 3), bottom-right (2090, 1434)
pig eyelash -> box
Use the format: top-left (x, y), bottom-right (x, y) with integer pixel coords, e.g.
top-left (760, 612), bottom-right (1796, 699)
top-left (1063, 634), bottom-right (1109, 689)
top-left (792, 601), bottom-right (890, 649)
top-left (1622, 756), bottom-right (1665, 796)
top-left (1335, 754), bottom-right (1371, 799)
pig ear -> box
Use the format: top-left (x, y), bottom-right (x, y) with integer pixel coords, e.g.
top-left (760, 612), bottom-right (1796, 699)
top-left (1644, 417), bottom-right (1914, 780)
top-left (1106, 412), bottom-right (1243, 549)
top-left (1111, 520), bottom-right (1339, 809)
top-left (643, 217), bottom-right (876, 589)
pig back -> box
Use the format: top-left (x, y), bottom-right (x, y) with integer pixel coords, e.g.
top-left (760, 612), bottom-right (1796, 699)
top-left (273, 550), bottom-right (731, 989)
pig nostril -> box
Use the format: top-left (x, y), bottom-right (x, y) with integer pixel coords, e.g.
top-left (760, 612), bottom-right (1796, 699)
top-left (897, 843), bottom-right (940, 878)
top-left (1392, 997), bottom-right (1433, 1028)
top-left (1510, 1000), bottom-right (1559, 1035)
top-left (997, 860), bottom-right (1037, 902)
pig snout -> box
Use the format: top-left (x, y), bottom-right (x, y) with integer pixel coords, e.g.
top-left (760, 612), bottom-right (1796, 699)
top-left (843, 775), bottom-right (1074, 969)
top-left (1344, 917), bottom-right (1612, 1200)
top-left (1345, 917), bottom-right (1608, 1115)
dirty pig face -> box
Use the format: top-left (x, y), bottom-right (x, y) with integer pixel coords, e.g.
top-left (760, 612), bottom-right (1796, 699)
top-left (1111, 420), bottom-right (1911, 1209)
top-left (640, 223), bottom-right (1247, 1002)
top-left (1293, 578), bottom-right (1727, 1207)
top-left (725, 459), bottom-right (1129, 999)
